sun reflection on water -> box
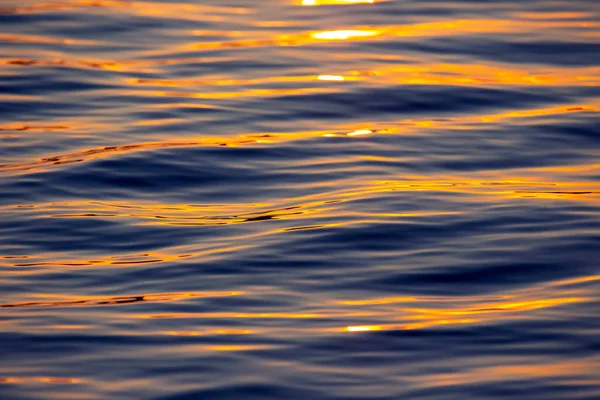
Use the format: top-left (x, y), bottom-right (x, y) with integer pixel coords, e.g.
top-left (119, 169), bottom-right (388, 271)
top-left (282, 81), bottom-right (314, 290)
top-left (311, 30), bottom-right (379, 40)
top-left (301, 0), bottom-right (375, 5)
top-left (338, 293), bottom-right (590, 332)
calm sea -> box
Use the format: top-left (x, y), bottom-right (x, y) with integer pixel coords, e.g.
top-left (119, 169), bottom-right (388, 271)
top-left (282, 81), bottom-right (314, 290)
top-left (1, 0), bottom-right (599, 399)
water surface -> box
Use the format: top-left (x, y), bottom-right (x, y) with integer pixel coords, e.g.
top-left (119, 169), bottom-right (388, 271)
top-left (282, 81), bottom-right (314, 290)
top-left (1, 0), bottom-right (599, 399)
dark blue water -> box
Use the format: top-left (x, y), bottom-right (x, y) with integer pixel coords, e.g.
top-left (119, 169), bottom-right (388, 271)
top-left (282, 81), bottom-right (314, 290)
top-left (1, 0), bottom-right (600, 399)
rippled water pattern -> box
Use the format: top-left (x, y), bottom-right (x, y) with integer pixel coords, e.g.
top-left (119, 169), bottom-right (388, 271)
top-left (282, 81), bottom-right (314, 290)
top-left (1, 0), bottom-right (600, 399)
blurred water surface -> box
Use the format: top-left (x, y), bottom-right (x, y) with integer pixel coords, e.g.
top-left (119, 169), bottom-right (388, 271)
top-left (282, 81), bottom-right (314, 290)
top-left (1, 0), bottom-right (600, 399)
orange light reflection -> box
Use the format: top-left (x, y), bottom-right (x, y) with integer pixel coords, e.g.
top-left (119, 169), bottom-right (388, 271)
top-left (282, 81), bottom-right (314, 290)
top-left (301, 0), bottom-right (375, 5)
top-left (312, 30), bottom-right (379, 40)
top-left (1, 291), bottom-right (244, 309)
top-left (338, 296), bottom-right (588, 332)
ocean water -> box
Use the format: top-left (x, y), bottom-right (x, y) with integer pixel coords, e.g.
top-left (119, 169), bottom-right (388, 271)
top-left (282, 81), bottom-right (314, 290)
top-left (1, 0), bottom-right (599, 399)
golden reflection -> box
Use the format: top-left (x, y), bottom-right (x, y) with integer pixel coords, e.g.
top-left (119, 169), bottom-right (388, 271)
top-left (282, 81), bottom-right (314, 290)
top-left (155, 87), bottom-right (337, 99)
top-left (127, 73), bottom-right (329, 87)
top-left (2, 58), bottom-right (155, 73)
top-left (549, 275), bottom-right (600, 287)
top-left (0, 291), bottom-right (244, 309)
top-left (516, 11), bottom-right (593, 20)
top-left (243, 17), bottom-right (599, 51)
top-left (136, 293), bottom-right (590, 330)
top-left (140, 310), bottom-right (373, 319)
top-left (0, 94), bottom-right (36, 103)
top-left (360, 176), bottom-right (600, 206)
top-left (411, 359), bottom-right (600, 389)
top-left (51, 325), bottom-right (90, 330)
top-left (345, 64), bottom-right (600, 86)
top-left (402, 319), bottom-right (479, 330)
top-left (0, 124), bottom-right (70, 132)
top-left (312, 29), bottom-right (379, 40)
top-left (5, 251), bottom-right (192, 267)
top-left (340, 296), bottom-right (419, 306)
top-left (124, 72), bottom-right (363, 89)
top-left (14, 200), bottom-right (325, 227)
top-left (301, 0), bottom-right (374, 5)
top-left (0, 377), bottom-right (82, 384)
top-left (166, 329), bottom-right (255, 336)
top-left (346, 129), bottom-right (373, 136)
top-left (0, 246), bottom-right (253, 269)
top-left (40, 377), bottom-right (82, 384)
top-left (142, 312), bottom-right (323, 319)
top-left (3, 1), bottom-right (249, 18)
top-left (347, 325), bottom-right (382, 332)
top-left (511, 191), bottom-right (600, 200)
top-left (202, 344), bottom-right (274, 351)
top-left (173, 26), bottom-right (383, 52)
top-left (338, 295), bottom-right (588, 332)
top-left (318, 75), bottom-right (345, 81)
top-left (403, 298), bottom-right (586, 317)
top-left (479, 105), bottom-right (600, 121)
top-left (0, 34), bottom-right (97, 46)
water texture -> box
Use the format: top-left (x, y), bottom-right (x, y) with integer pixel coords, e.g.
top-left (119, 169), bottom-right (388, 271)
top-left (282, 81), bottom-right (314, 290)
top-left (1, 0), bottom-right (599, 399)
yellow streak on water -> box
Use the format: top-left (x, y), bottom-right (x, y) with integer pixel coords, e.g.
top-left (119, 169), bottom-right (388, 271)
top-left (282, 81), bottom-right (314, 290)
top-left (339, 293), bottom-right (591, 332)
top-left (412, 358), bottom-right (600, 389)
top-left (357, 64), bottom-right (600, 86)
top-left (165, 329), bottom-right (256, 336)
top-left (301, 0), bottom-right (375, 5)
top-left (201, 345), bottom-right (275, 352)
top-left (347, 325), bottom-right (382, 332)
top-left (0, 377), bottom-right (83, 384)
top-left (0, 34), bottom-right (99, 46)
top-left (312, 29), bottom-right (380, 40)
top-left (3, 0), bottom-right (249, 17)
top-left (140, 312), bottom-right (328, 319)
top-left (318, 75), bottom-right (346, 81)
top-left (0, 291), bottom-right (244, 309)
